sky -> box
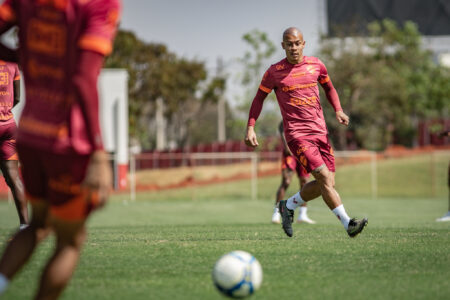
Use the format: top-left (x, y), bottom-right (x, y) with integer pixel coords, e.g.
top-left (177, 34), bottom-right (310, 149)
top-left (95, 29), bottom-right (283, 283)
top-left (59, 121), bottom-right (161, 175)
top-left (120, 0), bottom-right (327, 74)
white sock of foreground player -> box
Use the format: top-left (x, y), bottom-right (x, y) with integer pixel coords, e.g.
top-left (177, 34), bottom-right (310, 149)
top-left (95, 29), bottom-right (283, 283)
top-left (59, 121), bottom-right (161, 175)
top-left (286, 192), bottom-right (305, 210)
top-left (0, 273), bottom-right (9, 295)
top-left (332, 204), bottom-right (350, 229)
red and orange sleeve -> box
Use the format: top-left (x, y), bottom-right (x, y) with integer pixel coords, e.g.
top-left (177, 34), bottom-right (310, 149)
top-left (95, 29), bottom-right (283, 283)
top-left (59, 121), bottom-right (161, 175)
top-left (318, 60), bottom-right (342, 112)
top-left (78, 0), bottom-right (121, 56)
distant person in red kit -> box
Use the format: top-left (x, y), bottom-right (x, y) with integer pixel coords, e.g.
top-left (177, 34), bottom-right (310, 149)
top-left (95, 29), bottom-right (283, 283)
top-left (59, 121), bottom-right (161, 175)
top-left (245, 27), bottom-right (368, 238)
top-left (272, 121), bottom-right (315, 224)
top-left (0, 60), bottom-right (28, 229)
top-left (0, 0), bottom-right (121, 299)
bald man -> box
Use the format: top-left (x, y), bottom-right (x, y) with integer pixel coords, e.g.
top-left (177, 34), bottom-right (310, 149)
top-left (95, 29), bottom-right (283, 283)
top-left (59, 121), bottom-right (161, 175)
top-left (245, 27), bottom-right (368, 238)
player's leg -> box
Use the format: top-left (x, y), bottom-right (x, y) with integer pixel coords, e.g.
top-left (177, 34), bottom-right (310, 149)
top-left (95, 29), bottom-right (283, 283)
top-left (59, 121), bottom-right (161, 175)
top-left (0, 124), bottom-right (29, 228)
top-left (0, 201), bottom-right (51, 295)
top-left (311, 136), bottom-right (367, 237)
top-left (296, 167), bottom-right (316, 224)
top-left (0, 145), bottom-right (51, 296)
top-left (273, 168), bottom-right (293, 223)
top-left (34, 218), bottom-right (87, 300)
top-left (33, 151), bottom-right (103, 299)
top-left (0, 160), bottom-right (28, 227)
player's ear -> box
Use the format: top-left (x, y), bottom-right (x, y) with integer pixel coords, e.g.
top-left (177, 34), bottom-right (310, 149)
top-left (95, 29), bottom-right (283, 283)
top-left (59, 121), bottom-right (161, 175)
top-left (281, 41), bottom-right (285, 50)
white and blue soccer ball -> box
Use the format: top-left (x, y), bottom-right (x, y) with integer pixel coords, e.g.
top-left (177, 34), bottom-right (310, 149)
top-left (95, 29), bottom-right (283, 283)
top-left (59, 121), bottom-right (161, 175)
top-left (212, 250), bottom-right (263, 298)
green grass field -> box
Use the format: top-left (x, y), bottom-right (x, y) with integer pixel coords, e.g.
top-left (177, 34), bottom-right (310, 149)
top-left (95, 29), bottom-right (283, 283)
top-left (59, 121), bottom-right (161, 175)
top-left (0, 153), bottom-right (449, 299)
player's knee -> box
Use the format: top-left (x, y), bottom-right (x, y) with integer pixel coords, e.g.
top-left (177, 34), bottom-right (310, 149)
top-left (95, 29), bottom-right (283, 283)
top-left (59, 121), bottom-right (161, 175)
top-left (312, 166), bottom-right (333, 187)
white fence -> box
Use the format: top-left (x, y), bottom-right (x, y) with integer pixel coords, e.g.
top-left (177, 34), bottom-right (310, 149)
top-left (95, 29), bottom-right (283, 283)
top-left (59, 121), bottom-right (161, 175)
top-left (128, 151), bottom-right (379, 201)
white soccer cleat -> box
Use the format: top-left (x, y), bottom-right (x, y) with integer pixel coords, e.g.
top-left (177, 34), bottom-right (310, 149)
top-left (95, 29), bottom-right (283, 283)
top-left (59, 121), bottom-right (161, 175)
top-left (436, 211), bottom-right (450, 222)
top-left (271, 208), bottom-right (281, 224)
top-left (19, 224), bottom-right (29, 230)
top-left (296, 215), bottom-right (316, 224)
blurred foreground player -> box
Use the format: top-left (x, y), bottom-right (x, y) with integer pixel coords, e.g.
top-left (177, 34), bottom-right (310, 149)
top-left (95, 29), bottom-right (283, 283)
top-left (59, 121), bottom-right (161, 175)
top-left (273, 121), bottom-right (315, 224)
top-left (0, 0), bottom-right (121, 299)
top-left (245, 27), bottom-right (367, 238)
top-left (0, 60), bottom-right (28, 229)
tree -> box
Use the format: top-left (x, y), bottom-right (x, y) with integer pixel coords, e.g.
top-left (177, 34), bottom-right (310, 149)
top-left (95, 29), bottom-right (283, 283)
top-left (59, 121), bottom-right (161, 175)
top-left (233, 29), bottom-right (281, 144)
top-left (319, 19), bottom-right (449, 150)
top-left (105, 30), bottom-right (209, 149)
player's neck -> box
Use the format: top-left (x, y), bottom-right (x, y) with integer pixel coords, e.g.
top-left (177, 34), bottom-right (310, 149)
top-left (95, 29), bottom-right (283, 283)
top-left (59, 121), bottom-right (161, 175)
top-left (286, 55), bottom-right (304, 65)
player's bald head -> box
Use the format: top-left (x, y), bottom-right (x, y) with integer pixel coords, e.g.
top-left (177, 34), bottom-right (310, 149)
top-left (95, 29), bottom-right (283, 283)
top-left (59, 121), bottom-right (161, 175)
top-left (283, 27), bottom-right (303, 41)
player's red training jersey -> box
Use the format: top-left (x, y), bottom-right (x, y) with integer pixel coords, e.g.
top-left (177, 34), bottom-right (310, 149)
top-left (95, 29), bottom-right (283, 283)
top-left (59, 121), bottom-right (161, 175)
top-left (0, 60), bottom-right (19, 125)
top-left (259, 56), bottom-right (333, 142)
top-left (0, 0), bottom-right (121, 154)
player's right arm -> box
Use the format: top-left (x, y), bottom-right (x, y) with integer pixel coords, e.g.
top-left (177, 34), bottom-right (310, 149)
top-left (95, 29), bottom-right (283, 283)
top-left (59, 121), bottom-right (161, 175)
top-left (75, 0), bottom-right (121, 206)
top-left (245, 89), bottom-right (268, 147)
top-left (245, 69), bottom-right (274, 147)
top-left (0, 0), bottom-right (18, 63)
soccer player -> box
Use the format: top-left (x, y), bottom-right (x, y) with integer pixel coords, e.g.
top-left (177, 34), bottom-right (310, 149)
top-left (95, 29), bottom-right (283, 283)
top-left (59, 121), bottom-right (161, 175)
top-left (273, 121), bottom-right (315, 224)
top-left (0, 0), bottom-right (120, 299)
top-left (245, 27), bottom-right (368, 238)
top-left (0, 60), bottom-right (28, 229)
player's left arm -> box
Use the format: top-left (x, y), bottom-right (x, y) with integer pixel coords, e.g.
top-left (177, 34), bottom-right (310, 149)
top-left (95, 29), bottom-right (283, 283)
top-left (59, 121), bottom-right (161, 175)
top-left (318, 61), bottom-right (349, 126)
top-left (13, 64), bottom-right (20, 107)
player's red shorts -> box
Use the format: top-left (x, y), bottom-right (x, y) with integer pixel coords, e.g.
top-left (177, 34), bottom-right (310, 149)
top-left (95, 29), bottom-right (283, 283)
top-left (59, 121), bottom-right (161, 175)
top-left (281, 152), bottom-right (309, 178)
top-left (17, 144), bottom-right (100, 222)
top-left (287, 135), bottom-right (335, 173)
top-left (0, 121), bottom-right (18, 160)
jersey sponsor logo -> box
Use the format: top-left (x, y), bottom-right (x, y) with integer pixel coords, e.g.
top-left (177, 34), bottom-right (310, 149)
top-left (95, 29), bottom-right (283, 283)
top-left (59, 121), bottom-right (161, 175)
top-left (26, 87), bottom-right (68, 105)
top-left (0, 72), bottom-right (9, 85)
top-left (27, 18), bottom-right (67, 57)
top-left (275, 64), bottom-right (286, 70)
top-left (37, 0), bottom-right (68, 11)
top-left (19, 116), bottom-right (68, 138)
top-left (291, 72), bottom-right (307, 78)
top-left (36, 7), bottom-right (65, 21)
top-left (28, 58), bottom-right (65, 80)
top-left (305, 65), bottom-right (318, 75)
top-left (281, 82), bottom-right (317, 92)
top-left (289, 96), bottom-right (318, 107)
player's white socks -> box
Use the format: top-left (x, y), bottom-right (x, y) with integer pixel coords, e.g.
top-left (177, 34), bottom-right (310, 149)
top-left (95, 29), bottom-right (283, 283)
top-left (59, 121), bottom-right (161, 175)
top-left (286, 192), bottom-right (305, 210)
top-left (332, 204), bottom-right (350, 229)
top-left (0, 273), bottom-right (9, 295)
top-left (298, 206), bottom-right (308, 219)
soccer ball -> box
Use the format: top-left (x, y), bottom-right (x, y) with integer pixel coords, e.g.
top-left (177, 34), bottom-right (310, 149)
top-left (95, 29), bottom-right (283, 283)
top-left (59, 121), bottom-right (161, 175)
top-left (212, 250), bottom-right (263, 298)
